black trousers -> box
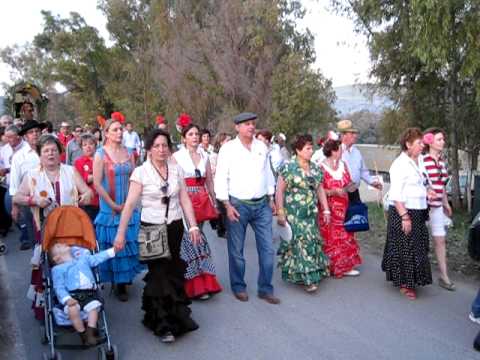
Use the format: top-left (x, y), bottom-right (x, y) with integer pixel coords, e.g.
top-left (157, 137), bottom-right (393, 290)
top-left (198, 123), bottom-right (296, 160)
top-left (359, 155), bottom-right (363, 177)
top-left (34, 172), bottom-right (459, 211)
top-left (348, 189), bottom-right (361, 203)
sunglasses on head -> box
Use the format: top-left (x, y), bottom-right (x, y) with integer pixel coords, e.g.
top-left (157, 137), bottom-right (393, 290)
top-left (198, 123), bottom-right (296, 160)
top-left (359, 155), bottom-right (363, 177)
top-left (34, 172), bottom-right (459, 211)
top-left (194, 169), bottom-right (201, 179)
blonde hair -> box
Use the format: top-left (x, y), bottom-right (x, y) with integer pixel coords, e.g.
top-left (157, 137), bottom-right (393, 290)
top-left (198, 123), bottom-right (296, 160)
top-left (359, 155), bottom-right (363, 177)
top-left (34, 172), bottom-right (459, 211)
top-left (102, 118), bottom-right (123, 144)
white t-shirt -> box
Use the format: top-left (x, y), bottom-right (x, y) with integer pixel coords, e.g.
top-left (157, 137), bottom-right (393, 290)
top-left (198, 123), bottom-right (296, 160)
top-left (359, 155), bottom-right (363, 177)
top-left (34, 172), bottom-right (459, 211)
top-left (173, 146), bottom-right (208, 178)
top-left (130, 159), bottom-right (184, 224)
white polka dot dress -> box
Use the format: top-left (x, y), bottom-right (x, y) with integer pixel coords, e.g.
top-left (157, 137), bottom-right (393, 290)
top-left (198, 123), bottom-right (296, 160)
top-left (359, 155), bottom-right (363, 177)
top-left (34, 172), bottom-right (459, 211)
top-left (381, 207), bottom-right (432, 289)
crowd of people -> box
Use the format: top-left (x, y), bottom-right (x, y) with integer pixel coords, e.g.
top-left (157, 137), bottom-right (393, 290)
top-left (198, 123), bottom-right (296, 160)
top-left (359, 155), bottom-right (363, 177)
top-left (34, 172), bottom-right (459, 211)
top-left (0, 104), bottom-right (476, 347)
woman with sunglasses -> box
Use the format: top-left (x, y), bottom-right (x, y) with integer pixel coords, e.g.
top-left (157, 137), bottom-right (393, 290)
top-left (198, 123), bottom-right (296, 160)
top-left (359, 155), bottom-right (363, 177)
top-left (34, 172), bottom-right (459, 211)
top-left (172, 123), bottom-right (222, 300)
top-left (318, 139), bottom-right (362, 278)
top-left (93, 118), bottom-right (143, 302)
top-left (382, 128), bottom-right (435, 300)
top-left (276, 134), bottom-right (330, 293)
top-left (114, 129), bottom-right (200, 343)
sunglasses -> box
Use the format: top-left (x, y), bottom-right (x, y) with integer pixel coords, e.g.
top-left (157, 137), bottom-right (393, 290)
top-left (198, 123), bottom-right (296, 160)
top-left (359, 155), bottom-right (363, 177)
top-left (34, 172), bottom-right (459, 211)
top-left (306, 176), bottom-right (316, 191)
top-left (160, 183), bottom-right (169, 205)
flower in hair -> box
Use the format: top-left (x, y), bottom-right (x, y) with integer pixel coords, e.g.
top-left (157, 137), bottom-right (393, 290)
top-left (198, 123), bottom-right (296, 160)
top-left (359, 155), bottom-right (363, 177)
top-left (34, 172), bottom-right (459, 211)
top-left (111, 111), bottom-right (126, 124)
top-left (96, 115), bottom-right (106, 127)
top-left (155, 115), bottom-right (165, 125)
top-left (423, 133), bottom-right (434, 145)
top-left (177, 113), bottom-right (192, 128)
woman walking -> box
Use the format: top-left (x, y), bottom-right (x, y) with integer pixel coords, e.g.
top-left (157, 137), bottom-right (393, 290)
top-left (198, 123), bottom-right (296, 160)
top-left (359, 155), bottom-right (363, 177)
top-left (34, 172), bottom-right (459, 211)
top-left (422, 128), bottom-right (455, 290)
top-left (93, 118), bottom-right (143, 302)
top-left (318, 139), bottom-right (362, 278)
top-left (173, 123), bottom-right (222, 300)
top-left (114, 129), bottom-right (200, 343)
top-left (275, 134), bottom-right (330, 292)
top-left (382, 128), bottom-right (435, 300)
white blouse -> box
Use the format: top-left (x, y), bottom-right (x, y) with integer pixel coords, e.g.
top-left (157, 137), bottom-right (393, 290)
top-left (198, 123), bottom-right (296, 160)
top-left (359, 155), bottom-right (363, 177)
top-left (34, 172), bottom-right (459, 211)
top-left (130, 159), bottom-right (184, 224)
top-left (388, 152), bottom-right (428, 210)
top-left (173, 146), bottom-right (208, 178)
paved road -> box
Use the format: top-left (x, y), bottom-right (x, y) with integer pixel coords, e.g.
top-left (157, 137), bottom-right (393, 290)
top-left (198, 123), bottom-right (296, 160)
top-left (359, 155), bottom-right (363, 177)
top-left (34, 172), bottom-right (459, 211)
top-left (2, 223), bottom-right (480, 360)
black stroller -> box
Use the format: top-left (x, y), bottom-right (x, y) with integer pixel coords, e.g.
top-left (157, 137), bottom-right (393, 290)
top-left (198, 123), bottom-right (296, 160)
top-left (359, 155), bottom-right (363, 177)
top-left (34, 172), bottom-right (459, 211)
top-left (40, 206), bottom-right (118, 360)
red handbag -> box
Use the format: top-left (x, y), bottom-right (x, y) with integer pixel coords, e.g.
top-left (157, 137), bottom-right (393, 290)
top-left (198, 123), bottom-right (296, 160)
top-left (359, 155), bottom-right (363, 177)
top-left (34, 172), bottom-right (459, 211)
top-left (189, 189), bottom-right (219, 223)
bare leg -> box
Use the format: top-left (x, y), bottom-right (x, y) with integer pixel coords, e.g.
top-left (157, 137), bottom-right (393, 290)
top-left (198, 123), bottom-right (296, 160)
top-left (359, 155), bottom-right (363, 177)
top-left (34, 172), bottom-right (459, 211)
top-left (68, 305), bottom-right (85, 332)
top-left (87, 309), bottom-right (99, 328)
top-left (433, 235), bottom-right (450, 282)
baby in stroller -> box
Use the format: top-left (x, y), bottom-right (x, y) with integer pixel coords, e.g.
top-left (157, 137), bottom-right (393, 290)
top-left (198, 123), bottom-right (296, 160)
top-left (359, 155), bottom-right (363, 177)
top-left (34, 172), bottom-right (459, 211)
top-left (50, 243), bottom-right (116, 346)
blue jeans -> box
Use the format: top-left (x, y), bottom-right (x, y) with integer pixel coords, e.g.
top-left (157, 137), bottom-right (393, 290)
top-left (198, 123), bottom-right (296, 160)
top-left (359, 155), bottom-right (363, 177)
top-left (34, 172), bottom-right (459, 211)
top-left (226, 197), bottom-right (274, 295)
top-left (472, 289), bottom-right (480, 317)
top-left (18, 206), bottom-right (34, 246)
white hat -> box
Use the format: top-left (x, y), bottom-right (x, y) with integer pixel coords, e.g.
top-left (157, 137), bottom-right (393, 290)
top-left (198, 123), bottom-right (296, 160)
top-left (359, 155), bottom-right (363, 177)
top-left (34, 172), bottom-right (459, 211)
top-left (277, 133), bottom-right (286, 141)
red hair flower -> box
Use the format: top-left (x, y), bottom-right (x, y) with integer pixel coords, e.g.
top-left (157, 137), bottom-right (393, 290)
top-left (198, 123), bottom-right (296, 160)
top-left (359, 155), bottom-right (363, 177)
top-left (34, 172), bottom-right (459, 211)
top-left (96, 115), bottom-right (106, 127)
top-left (155, 115), bottom-right (165, 125)
top-left (423, 133), bottom-right (434, 145)
top-left (111, 111), bottom-right (126, 124)
top-left (177, 113), bottom-right (192, 128)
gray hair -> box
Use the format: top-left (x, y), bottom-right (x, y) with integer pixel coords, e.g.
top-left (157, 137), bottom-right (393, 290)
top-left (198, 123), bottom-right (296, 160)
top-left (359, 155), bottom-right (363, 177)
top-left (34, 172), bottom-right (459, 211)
top-left (5, 125), bottom-right (20, 135)
top-left (0, 114), bottom-right (13, 124)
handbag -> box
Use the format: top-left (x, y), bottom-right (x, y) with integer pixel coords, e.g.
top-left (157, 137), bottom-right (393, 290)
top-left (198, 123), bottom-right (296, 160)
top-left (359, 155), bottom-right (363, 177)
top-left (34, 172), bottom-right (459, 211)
top-left (190, 189), bottom-right (219, 223)
top-left (344, 201), bottom-right (370, 232)
top-left (468, 212), bottom-right (480, 261)
top-left (138, 184), bottom-right (171, 261)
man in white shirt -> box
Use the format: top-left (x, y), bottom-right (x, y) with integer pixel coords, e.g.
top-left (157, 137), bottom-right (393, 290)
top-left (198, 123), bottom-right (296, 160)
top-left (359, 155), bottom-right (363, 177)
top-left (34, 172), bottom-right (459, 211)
top-left (10, 120), bottom-right (45, 250)
top-left (214, 112), bottom-right (280, 304)
top-left (338, 119), bottom-right (382, 202)
top-left (122, 122), bottom-right (141, 161)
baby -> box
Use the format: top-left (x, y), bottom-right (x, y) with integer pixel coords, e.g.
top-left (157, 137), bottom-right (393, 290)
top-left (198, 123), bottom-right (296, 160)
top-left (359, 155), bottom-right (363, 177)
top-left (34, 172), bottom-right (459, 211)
top-left (50, 243), bottom-right (116, 346)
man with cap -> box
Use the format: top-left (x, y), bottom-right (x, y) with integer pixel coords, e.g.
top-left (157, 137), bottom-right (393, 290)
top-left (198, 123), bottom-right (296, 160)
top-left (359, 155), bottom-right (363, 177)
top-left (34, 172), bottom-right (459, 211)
top-left (337, 119), bottom-right (382, 203)
top-left (214, 112), bottom-right (280, 304)
top-left (58, 121), bottom-right (73, 163)
top-left (9, 120), bottom-right (46, 250)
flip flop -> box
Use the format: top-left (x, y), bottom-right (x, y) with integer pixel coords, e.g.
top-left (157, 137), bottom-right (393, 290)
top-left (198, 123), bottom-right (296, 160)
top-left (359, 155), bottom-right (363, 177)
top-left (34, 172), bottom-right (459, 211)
top-left (400, 287), bottom-right (416, 300)
top-left (438, 278), bottom-right (456, 291)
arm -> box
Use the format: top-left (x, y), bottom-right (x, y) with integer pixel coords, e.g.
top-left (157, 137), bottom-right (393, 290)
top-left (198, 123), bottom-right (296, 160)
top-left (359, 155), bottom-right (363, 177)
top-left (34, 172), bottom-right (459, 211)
top-left (74, 158), bottom-right (90, 184)
top-left (275, 175), bottom-right (287, 226)
top-left (204, 158), bottom-right (216, 203)
top-left (178, 181), bottom-right (201, 243)
top-left (317, 184), bottom-right (331, 224)
top-left (93, 152), bottom-right (120, 212)
top-left (389, 161), bottom-right (411, 234)
top-left (13, 175), bottom-right (51, 208)
top-left (73, 169), bottom-right (93, 205)
top-left (86, 248), bottom-right (115, 267)
top-left (135, 133), bottom-right (141, 154)
top-left (52, 266), bottom-right (72, 305)
top-left (113, 180), bottom-right (143, 251)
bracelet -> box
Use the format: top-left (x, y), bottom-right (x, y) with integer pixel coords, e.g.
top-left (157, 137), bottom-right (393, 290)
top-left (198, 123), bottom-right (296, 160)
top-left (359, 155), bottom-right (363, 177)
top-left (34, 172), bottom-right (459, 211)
top-left (188, 226), bottom-right (199, 232)
top-left (277, 208), bottom-right (285, 216)
top-left (323, 210), bottom-right (331, 214)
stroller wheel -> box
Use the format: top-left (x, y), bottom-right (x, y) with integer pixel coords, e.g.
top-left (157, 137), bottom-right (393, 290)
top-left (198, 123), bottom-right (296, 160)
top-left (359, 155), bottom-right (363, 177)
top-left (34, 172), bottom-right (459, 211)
top-left (98, 344), bottom-right (118, 360)
top-left (0, 242), bottom-right (7, 255)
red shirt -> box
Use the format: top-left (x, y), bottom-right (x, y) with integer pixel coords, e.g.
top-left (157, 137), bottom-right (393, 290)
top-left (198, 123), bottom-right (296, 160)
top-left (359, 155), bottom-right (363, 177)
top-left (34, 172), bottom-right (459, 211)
top-left (58, 132), bottom-right (74, 163)
top-left (74, 155), bottom-right (99, 207)
top-left (423, 154), bottom-right (448, 207)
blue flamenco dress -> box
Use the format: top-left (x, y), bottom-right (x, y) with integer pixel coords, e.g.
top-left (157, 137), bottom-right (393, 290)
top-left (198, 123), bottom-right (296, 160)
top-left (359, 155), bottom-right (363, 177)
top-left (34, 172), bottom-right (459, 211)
top-left (94, 147), bottom-right (144, 284)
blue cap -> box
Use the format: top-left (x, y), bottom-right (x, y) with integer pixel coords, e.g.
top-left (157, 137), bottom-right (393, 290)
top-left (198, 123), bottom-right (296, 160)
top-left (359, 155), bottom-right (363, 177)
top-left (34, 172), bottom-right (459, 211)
top-left (233, 112), bottom-right (257, 124)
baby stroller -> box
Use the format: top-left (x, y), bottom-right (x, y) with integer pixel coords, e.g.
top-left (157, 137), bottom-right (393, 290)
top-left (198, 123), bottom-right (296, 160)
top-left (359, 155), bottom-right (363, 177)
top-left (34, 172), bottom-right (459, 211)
top-left (40, 206), bottom-right (118, 360)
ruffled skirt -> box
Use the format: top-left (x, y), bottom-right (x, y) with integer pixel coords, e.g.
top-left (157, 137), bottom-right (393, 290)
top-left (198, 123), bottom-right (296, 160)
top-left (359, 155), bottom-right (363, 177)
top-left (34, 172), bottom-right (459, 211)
top-left (95, 209), bottom-right (144, 284)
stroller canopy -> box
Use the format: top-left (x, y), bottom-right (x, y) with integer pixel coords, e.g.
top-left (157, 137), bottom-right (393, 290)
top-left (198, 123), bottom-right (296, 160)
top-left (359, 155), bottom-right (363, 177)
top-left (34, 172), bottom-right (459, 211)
top-left (42, 206), bottom-right (97, 251)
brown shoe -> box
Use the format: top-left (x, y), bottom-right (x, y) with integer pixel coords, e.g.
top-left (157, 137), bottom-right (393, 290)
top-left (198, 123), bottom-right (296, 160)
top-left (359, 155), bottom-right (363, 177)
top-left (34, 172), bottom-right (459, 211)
top-left (258, 293), bottom-right (281, 305)
top-left (233, 292), bottom-right (249, 302)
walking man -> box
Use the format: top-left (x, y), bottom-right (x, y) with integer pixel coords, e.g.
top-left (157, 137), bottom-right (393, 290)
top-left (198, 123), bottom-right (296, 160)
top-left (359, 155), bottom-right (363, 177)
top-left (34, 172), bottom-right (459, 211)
top-left (215, 112), bottom-right (280, 304)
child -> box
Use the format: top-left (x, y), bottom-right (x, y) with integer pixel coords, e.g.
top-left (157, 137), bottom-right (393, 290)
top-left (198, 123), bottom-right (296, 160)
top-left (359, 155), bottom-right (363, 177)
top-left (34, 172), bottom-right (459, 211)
top-left (50, 243), bottom-right (116, 346)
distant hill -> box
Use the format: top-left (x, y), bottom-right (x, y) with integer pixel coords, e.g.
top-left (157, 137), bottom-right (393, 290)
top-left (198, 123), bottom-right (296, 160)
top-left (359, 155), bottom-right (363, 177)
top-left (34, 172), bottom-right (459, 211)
top-left (333, 85), bottom-right (393, 115)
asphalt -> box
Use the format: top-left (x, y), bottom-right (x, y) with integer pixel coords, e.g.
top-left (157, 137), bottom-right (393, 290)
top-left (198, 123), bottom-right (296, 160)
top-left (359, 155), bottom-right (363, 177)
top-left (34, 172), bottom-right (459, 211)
top-left (1, 222), bottom-right (480, 360)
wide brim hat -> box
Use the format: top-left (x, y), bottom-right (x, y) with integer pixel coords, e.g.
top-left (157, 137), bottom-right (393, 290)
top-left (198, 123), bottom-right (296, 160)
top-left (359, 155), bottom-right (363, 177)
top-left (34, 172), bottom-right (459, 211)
top-left (277, 221), bottom-right (293, 242)
top-left (337, 119), bottom-right (359, 133)
top-left (19, 120), bottom-right (46, 136)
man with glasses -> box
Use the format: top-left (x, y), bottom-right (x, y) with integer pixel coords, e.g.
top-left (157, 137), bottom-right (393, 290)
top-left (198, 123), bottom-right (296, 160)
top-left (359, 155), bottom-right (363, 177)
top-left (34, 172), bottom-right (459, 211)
top-left (66, 125), bottom-right (83, 165)
top-left (214, 112), bottom-right (280, 304)
top-left (9, 120), bottom-right (46, 250)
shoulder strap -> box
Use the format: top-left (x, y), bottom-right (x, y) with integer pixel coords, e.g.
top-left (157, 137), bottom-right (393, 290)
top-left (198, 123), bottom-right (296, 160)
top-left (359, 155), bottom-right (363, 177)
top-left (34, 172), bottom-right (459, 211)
top-left (102, 149), bottom-right (116, 202)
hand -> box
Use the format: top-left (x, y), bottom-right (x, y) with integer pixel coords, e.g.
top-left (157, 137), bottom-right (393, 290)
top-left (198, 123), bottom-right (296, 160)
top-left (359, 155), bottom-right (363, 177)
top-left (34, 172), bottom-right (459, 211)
top-left (113, 234), bottom-right (125, 252)
top-left (66, 298), bottom-right (78, 307)
top-left (443, 203), bottom-right (453, 217)
top-left (226, 204), bottom-right (240, 222)
top-left (78, 192), bottom-right (92, 206)
top-left (426, 188), bottom-right (437, 202)
top-left (371, 180), bottom-right (383, 190)
top-left (87, 174), bottom-right (94, 184)
top-left (37, 197), bottom-right (52, 209)
top-left (0, 168), bottom-right (8, 176)
top-left (277, 215), bottom-right (287, 226)
top-left (323, 212), bottom-right (331, 224)
top-left (401, 218), bottom-right (412, 235)
top-left (189, 228), bottom-right (201, 244)
top-left (270, 199), bottom-right (277, 215)
top-left (11, 204), bottom-right (19, 222)
top-left (113, 203), bottom-right (124, 213)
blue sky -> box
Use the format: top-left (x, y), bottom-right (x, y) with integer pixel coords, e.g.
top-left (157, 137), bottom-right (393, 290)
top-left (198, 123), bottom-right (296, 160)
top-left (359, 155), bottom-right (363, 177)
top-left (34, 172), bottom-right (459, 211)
top-left (0, 0), bottom-right (371, 94)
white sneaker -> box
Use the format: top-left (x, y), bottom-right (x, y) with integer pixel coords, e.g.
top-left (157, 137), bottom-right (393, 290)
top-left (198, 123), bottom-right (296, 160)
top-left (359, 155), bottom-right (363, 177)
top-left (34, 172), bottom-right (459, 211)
top-left (344, 269), bottom-right (360, 277)
top-left (469, 312), bottom-right (480, 325)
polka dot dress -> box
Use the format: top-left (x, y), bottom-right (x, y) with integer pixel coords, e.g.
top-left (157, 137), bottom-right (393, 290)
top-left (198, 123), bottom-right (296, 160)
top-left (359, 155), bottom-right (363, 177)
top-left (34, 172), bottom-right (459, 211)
top-left (381, 206), bottom-right (432, 289)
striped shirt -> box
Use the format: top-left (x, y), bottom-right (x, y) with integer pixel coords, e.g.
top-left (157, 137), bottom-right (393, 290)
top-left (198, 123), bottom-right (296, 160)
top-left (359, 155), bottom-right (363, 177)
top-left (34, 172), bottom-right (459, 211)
top-left (422, 154), bottom-right (448, 207)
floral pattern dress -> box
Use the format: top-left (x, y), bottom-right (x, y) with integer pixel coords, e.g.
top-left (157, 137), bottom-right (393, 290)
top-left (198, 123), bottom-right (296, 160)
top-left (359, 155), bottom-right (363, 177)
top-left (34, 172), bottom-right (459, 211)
top-left (277, 157), bottom-right (330, 286)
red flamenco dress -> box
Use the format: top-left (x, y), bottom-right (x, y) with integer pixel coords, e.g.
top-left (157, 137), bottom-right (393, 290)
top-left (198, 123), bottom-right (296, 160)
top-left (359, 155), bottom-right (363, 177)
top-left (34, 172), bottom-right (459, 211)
top-left (318, 161), bottom-right (362, 278)
top-left (181, 176), bottom-right (222, 299)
